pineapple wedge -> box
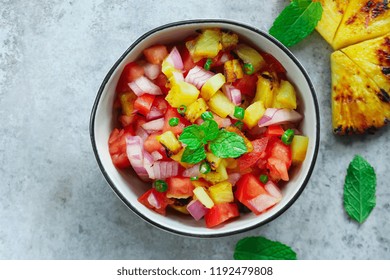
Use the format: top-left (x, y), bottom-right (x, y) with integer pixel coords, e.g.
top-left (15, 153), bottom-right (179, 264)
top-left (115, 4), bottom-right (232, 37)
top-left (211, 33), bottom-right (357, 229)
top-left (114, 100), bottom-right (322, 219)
top-left (185, 29), bottom-right (222, 62)
top-left (243, 100), bottom-right (266, 129)
top-left (224, 59), bottom-right (244, 83)
top-left (201, 73), bottom-right (226, 101)
top-left (315, 0), bottom-right (349, 47)
top-left (273, 80), bottom-right (297, 109)
top-left (207, 90), bottom-right (235, 118)
top-left (291, 135), bottom-right (309, 165)
top-left (331, 50), bottom-right (390, 134)
top-left (332, 0), bottom-right (390, 50)
top-left (156, 131), bottom-right (182, 154)
top-left (342, 32), bottom-right (390, 96)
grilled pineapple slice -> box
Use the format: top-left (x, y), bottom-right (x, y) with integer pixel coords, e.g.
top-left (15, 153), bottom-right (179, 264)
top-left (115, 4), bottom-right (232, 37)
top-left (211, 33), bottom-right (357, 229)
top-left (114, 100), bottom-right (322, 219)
top-left (342, 32), bottom-right (390, 96)
top-left (332, 0), bottom-right (390, 50)
top-left (316, 0), bottom-right (349, 47)
top-left (331, 50), bottom-right (390, 134)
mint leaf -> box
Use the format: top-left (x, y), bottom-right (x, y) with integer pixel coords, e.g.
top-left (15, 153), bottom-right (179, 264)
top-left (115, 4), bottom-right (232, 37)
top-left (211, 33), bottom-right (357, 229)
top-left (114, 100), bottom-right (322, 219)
top-left (269, 0), bottom-right (323, 47)
top-left (181, 146), bottom-right (206, 164)
top-left (200, 120), bottom-right (219, 142)
top-left (179, 125), bottom-right (204, 150)
top-left (344, 155), bottom-right (376, 224)
top-left (234, 236), bottom-right (297, 260)
top-left (210, 130), bottom-right (247, 158)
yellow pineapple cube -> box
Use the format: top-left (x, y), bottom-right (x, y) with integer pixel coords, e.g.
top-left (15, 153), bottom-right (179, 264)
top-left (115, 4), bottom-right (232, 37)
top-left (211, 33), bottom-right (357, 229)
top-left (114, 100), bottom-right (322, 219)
top-left (185, 29), bottom-right (222, 62)
top-left (185, 98), bottom-right (208, 123)
top-left (201, 73), bottom-right (226, 101)
top-left (156, 131), bottom-right (181, 154)
top-left (207, 90), bottom-right (235, 118)
top-left (243, 101), bottom-right (265, 129)
top-left (291, 135), bottom-right (309, 165)
top-left (253, 72), bottom-right (277, 108)
top-left (221, 32), bottom-right (238, 49)
top-left (200, 163), bottom-right (228, 184)
top-left (224, 59), bottom-right (244, 82)
top-left (235, 44), bottom-right (266, 73)
top-left (208, 181), bottom-right (234, 204)
top-left (165, 81), bottom-right (200, 108)
top-left (119, 92), bottom-right (136, 116)
top-left (193, 187), bottom-right (214, 208)
top-left (273, 80), bottom-right (297, 109)
top-left (206, 152), bottom-right (222, 170)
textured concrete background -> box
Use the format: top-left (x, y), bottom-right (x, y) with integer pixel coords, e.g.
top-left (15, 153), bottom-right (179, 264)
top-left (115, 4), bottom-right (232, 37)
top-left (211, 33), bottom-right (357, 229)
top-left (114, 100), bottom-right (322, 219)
top-left (1, 0), bottom-right (389, 259)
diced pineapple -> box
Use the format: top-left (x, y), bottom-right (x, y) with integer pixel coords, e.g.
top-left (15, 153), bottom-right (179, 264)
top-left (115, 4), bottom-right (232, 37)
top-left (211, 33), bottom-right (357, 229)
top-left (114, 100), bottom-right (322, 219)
top-left (191, 179), bottom-right (210, 189)
top-left (223, 158), bottom-right (238, 169)
top-left (156, 131), bottom-right (181, 155)
top-left (253, 72), bottom-right (277, 108)
top-left (235, 44), bottom-right (266, 73)
top-left (185, 29), bottom-right (222, 62)
top-left (170, 148), bottom-right (193, 168)
top-left (201, 163), bottom-right (228, 184)
top-left (221, 32), bottom-right (239, 50)
top-left (291, 135), bottom-right (309, 165)
top-left (119, 92), bottom-right (136, 116)
top-left (273, 80), bottom-right (297, 109)
top-left (201, 73), bottom-right (226, 101)
top-left (161, 59), bottom-right (176, 79)
top-left (208, 181), bottom-right (234, 204)
top-left (185, 98), bottom-right (208, 123)
top-left (207, 91), bottom-right (235, 118)
top-left (193, 187), bottom-right (214, 208)
top-left (206, 152), bottom-right (222, 170)
top-left (225, 126), bottom-right (253, 152)
top-left (243, 101), bottom-right (265, 129)
top-left (224, 59), bottom-right (244, 83)
top-left (165, 81), bottom-right (200, 108)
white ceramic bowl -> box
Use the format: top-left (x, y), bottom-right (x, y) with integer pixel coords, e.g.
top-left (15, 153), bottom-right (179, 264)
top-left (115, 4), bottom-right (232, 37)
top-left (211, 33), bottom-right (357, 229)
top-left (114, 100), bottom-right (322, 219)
top-left (90, 19), bottom-right (320, 237)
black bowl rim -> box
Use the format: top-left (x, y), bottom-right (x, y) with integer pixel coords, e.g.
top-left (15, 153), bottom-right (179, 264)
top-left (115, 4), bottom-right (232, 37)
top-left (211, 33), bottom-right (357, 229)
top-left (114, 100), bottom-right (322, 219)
top-left (89, 19), bottom-right (320, 238)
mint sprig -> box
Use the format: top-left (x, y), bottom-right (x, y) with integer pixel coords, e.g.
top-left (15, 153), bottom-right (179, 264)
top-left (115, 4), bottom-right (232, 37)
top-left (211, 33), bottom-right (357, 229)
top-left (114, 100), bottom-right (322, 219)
top-left (179, 120), bottom-right (247, 163)
top-left (269, 0), bottom-right (323, 47)
top-left (344, 155), bottom-right (376, 224)
top-left (234, 236), bottom-right (297, 260)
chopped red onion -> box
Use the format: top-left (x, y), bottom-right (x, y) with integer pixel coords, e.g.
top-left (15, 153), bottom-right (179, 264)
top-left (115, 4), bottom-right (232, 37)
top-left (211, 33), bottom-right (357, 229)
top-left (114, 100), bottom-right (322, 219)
top-left (151, 151), bottom-right (163, 161)
top-left (146, 106), bottom-right (164, 121)
top-left (125, 136), bottom-right (149, 181)
top-left (143, 63), bottom-right (161, 80)
top-left (141, 117), bottom-right (164, 132)
top-left (223, 84), bottom-right (242, 105)
top-left (135, 126), bottom-right (149, 142)
top-left (182, 164), bottom-right (201, 178)
top-left (171, 71), bottom-right (184, 82)
top-left (258, 108), bottom-right (302, 127)
top-left (165, 47), bottom-right (183, 70)
top-left (185, 66), bottom-right (214, 89)
top-left (219, 53), bottom-right (230, 64)
top-left (227, 173), bottom-right (241, 186)
top-left (147, 191), bottom-right (160, 209)
top-left (128, 76), bottom-right (162, 96)
top-left (220, 117), bottom-right (232, 128)
top-left (264, 181), bottom-right (282, 201)
top-left (152, 161), bottom-right (179, 179)
top-left (248, 194), bottom-right (279, 213)
top-left (187, 200), bottom-right (208, 221)
top-left (143, 151), bottom-right (155, 179)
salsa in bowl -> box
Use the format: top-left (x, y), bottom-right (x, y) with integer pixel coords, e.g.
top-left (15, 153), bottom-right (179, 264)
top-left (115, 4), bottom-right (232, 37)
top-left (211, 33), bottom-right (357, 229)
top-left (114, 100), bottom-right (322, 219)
top-left (90, 20), bottom-right (319, 237)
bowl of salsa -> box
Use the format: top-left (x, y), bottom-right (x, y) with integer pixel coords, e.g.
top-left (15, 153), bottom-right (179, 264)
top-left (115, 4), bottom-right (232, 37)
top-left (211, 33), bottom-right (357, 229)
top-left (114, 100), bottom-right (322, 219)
top-left (90, 19), bottom-right (320, 237)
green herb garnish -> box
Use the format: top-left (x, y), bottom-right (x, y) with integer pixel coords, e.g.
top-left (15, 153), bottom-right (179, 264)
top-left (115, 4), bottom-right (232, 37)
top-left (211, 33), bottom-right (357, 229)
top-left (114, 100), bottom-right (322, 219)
top-left (178, 120), bottom-right (247, 163)
top-left (269, 0), bottom-right (323, 47)
top-left (344, 155), bottom-right (376, 224)
top-left (234, 236), bottom-right (297, 260)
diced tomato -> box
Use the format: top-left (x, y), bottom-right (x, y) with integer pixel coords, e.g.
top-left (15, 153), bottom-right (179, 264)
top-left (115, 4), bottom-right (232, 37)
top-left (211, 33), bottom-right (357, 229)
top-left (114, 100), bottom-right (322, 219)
top-left (144, 133), bottom-right (164, 154)
top-left (116, 62), bottom-right (144, 93)
top-left (238, 137), bottom-right (269, 171)
top-left (266, 139), bottom-right (292, 181)
top-left (166, 177), bottom-right (194, 199)
top-left (133, 94), bottom-right (156, 116)
top-left (138, 189), bottom-right (172, 215)
top-left (118, 114), bottom-right (137, 128)
top-left (152, 96), bottom-right (169, 114)
top-left (180, 46), bottom-right (205, 74)
top-left (233, 74), bottom-right (258, 97)
top-left (204, 203), bottom-right (239, 228)
top-left (235, 173), bottom-right (268, 215)
top-left (162, 107), bottom-right (189, 135)
top-left (108, 128), bottom-right (134, 168)
top-left (260, 52), bottom-right (286, 76)
top-left (154, 73), bottom-right (169, 94)
top-left (143, 45), bottom-right (168, 65)
top-left (265, 125), bottom-right (284, 137)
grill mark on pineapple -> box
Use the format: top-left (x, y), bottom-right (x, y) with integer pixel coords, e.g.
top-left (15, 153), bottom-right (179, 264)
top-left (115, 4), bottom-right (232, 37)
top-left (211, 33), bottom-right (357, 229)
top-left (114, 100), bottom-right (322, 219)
top-left (379, 89), bottom-right (390, 102)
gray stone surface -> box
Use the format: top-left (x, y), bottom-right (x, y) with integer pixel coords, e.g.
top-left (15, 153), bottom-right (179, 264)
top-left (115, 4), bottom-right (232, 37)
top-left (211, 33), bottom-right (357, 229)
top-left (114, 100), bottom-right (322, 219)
top-left (1, 0), bottom-right (389, 259)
